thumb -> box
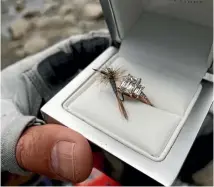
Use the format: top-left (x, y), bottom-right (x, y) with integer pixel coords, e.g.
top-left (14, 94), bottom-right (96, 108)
top-left (16, 124), bottom-right (93, 183)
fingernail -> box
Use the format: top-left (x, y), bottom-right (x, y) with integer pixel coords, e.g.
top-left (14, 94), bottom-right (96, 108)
top-left (51, 141), bottom-right (75, 180)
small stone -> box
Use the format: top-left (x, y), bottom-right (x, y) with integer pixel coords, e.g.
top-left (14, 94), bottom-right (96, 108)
top-left (62, 28), bottom-right (82, 38)
top-left (9, 41), bottom-right (23, 49)
top-left (64, 15), bottom-right (76, 25)
top-left (62, 0), bottom-right (74, 4)
top-left (71, 0), bottom-right (89, 8)
top-left (36, 16), bottom-right (64, 29)
top-left (43, 2), bottom-right (59, 16)
top-left (15, 49), bottom-right (25, 58)
top-left (193, 161), bottom-right (213, 186)
top-left (8, 18), bottom-right (33, 40)
top-left (44, 0), bottom-right (58, 4)
top-left (58, 5), bottom-right (74, 16)
top-left (78, 20), bottom-right (95, 31)
top-left (22, 9), bottom-right (41, 19)
top-left (15, 0), bottom-right (25, 12)
top-left (83, 3), bottom-right (103, 20)
top-left (23, 36), bottom-right (48, 55)
top-left (1, 0), bottom-right (9, 14)
top-left (40, 29), bottom-right (62, 40)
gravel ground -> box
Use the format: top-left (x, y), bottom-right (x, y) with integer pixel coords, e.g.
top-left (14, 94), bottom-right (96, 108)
top-left (1, 0), bottom-right (107, 69)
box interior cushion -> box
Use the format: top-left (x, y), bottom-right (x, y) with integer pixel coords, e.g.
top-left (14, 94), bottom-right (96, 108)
top-left (62, 55), bottom-right (202, 160)
top-left (108, 56), bottom-right (200, 116)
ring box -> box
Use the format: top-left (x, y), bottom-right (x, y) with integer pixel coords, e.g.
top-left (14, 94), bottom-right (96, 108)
top-left (41, 0), bottom-right (213, 185)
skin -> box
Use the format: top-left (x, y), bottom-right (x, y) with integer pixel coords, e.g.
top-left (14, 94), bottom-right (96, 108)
top-left (15, 124), bottom-right (93, 184)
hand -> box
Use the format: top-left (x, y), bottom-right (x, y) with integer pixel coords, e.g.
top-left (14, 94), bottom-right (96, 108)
top-left (15, 124), bottom-right (93, 183)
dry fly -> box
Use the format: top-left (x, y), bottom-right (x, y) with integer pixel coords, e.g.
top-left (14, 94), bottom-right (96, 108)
top-left (93, 67), bottom-right (128, 120)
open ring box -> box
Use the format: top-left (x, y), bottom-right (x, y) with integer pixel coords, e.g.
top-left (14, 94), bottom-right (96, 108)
top-left (41, 0), bottom-right (213, 185)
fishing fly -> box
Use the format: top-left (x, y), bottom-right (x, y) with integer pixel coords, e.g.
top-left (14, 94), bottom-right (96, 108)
top-left (93, 67), bottom-right (128, 120)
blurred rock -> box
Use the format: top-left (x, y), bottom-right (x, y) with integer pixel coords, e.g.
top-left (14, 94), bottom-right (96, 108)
top-left (1, 36), bottom-right (20, 70)
top-left (22, 9), bottom-right (41, 19)
top-left (44, 0), bottom-right (58, 4)
top-left (2, 0), bottom-right (106, 70)
top-left (79, 20), bottom-right (106, 33)
top-left (36, 16), bottom-right (64, 29)
top-left (78, 20), bottom-right (95, 31)
top-left (40, 29), bottom-right (62, 41)
top-left (62, 28), bottom-right (83, 38)
top-left (9, 41), bottom-right (23, 49)
top-left (15, 49), bottom-right (25, 58)
top-left (70, 0), bottom-right (89, 8)
top-left (43, 1), bottom-right (59, 16)
top-left (83, 3), bottom-right (103, 20)
top-left (62, 0), bottom-right (74, 4)
top-left (193, 161), bottom-right (213, 186)
top-left (8, 19), bottom-right (33, 40)
top-left (15, 0), bottom-right (26, 12)
top-left (23, 36), bottom-right (48, 55)
top-left (92, 0), bottom-right (100, 3)
top-left (1, 0), bottom-right (9, 14)
top-left (64, 15), bottom-right (76, 25)
top-left (59, 6), bottom-right (74, 16)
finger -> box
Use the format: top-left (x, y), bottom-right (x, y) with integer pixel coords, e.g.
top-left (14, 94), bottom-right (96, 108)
top-left (16, 124), bottom-right (93, 183)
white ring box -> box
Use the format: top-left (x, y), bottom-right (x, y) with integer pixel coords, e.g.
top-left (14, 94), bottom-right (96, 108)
top-left (41, 0), bottom-right (213, 185)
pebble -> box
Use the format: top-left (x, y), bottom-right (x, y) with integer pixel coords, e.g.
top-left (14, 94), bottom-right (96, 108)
top-left (36, 16), bottom-right (64, 29)
top-left (64, 15), bottom-right (76, 25)
top-left (3, 0), bottom-right (106, 66)
top-left (78, 20), bottom-right (95, 30)
top-left (43, 1), bottom-right (59, 16)
top-left (58, 5), bottom-right (74, 16)
top-left (1, 0), bottom-right (9, 14)
top-left (62, 28), bottom-right (83, 38)
top-left (40, 29), bottom-right (62, 40)
top-left (15, 49), bottom-right (25, 58)
top-left (9, 41), bottom-right (23, 49)
top-left (8, 18), bottom-right (33, 40)
top-left (15, 0), bottom-right (25, 12)
top-left (193, 161), bottom-right (213, 186)
top-left (23, 36), bottom-right (49, 55)
top-left (83, 3), bottom-right (103, 20)
top-left (70, 0), bottom-right (89, 8)
top-left (44, 0), bottom-right (58, 4)
top-left (22, 9), bottom-right (41, 19)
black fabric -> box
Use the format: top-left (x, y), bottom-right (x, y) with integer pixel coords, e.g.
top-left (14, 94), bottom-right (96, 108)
top-left (120, 163), bottom-right (162, 186)
top-left (37, 98), bottom-right (46, 120)
top-left (37, 37), bottom-right (110, 99)
top-left (178, 132), bottom-right (213, 184)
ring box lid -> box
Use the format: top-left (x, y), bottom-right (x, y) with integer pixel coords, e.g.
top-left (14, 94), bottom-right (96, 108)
top-left (99, 0), bottom-right (213, 115)
top-left (101, 0), bottom-right (213, 42)
top-left (101, 0), bottom-right (213, 69)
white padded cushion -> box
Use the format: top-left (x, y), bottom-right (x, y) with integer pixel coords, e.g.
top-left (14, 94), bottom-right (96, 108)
top-left (63, 55), bottom-right (202, 160)
top-left (66, 84), bottom-right (180, 159)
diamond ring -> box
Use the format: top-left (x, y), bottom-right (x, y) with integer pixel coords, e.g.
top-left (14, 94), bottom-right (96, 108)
top-left (118, 74), bottom-right (153, 106)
